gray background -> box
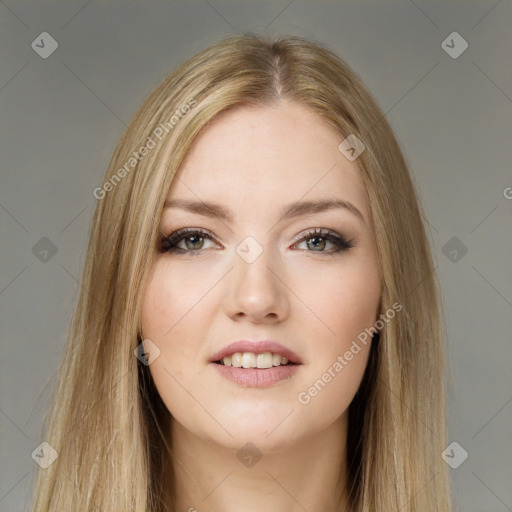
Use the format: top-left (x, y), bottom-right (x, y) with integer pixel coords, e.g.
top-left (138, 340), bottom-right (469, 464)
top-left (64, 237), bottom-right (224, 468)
top-left (1, 1), bottom-right (511, 510)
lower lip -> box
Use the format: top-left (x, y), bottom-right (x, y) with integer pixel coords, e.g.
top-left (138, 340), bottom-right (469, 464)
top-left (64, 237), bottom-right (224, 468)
top-left (211, 362), bottom-right (301, 388)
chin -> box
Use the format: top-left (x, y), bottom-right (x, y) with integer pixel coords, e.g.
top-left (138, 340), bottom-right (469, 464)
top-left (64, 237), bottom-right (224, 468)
top-left (206, 408), bottom-right (303, 451)
top-left (214, 429), bottom-right (300, 455)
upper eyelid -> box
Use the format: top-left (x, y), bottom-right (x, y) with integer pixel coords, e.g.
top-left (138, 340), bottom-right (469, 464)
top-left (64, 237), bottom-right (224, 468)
top-left (162, 227), bottom-right (341, 239)
top-left (162, 227), bottom-right (352, 247)
top-left (162, 227), bottom-right (217, 244)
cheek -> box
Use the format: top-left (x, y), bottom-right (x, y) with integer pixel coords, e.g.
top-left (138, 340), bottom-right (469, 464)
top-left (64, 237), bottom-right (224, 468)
top-left (140, 266), bottom-right (186, 381)
top-left (140, 261), bottom-right (213, 342)
top-left (139, 281), bottom-right (185, 424)
top-left (140, 262), bottom-right (214, 417)
top-left (297, 342), bottom-right (371, 429)
top-left (295, 258), bottom-right (380, 342)
top-left (292, 260), bottom-right (378, 420)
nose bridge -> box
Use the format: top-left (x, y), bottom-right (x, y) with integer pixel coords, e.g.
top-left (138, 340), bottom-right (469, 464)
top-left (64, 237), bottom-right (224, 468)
top-left (234, 234), bottom-right (278, 293)
top-left (224, 234), bottom-right (289, 320)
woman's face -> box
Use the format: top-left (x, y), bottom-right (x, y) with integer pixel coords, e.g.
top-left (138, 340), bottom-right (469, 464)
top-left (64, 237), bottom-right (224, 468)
top-left (140, 100), bottom-right (381, 451)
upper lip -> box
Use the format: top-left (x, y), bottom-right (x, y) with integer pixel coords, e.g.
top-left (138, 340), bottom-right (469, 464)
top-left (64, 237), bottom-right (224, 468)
top-left (210, 340), bottom-right (303, 364)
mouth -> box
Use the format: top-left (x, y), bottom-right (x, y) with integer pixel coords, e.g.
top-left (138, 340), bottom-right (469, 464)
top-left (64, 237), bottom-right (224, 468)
top-left (210, 351), bottom-right (302, 388)
top-left (213, 352), bottom-right (300, 368)
top-left (209, 341), bottom-right (303, 387)
top-left (209, 340), bottom-right (303, 368)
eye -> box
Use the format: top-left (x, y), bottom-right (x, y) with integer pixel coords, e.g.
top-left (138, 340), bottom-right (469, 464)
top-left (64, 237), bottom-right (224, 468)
top-left (293, 228), bottom-right (355, 255)
top-left (160, 228), bottom-right (218, 255)
top-left (160, 227), bottom-right (355, 256)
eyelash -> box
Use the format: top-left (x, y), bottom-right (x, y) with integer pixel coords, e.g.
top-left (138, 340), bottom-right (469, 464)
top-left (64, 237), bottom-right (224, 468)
top-left (160, 227), bottom-right (355, 256)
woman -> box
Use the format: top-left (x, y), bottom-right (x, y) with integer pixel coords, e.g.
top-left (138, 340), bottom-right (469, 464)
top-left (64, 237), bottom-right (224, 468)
top-left (31, 33), bottom-right (452, 511)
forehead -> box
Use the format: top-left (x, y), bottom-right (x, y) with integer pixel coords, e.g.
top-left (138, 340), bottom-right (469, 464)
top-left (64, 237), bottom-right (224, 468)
top-left (166, 100), bottom-right (369, 222)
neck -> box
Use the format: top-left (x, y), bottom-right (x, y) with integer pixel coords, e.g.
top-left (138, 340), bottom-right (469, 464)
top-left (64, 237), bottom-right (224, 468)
top-left (168, 412), bottom-right (353, 512)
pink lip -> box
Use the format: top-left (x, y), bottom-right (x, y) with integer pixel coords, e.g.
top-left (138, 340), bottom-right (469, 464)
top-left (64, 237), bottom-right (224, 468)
top-left (212, 364), bottom-right (300, 388)
top-left (209, 340), bottom-right (303, 364)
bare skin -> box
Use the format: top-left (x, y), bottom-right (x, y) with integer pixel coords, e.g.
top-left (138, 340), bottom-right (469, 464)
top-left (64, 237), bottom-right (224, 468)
top-left (141, 99), bottom-right (381, 512)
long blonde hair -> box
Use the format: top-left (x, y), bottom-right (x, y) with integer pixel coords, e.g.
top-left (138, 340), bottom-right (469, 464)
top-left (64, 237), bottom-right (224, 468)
top-left (30, 33), bottom-right (452, 511)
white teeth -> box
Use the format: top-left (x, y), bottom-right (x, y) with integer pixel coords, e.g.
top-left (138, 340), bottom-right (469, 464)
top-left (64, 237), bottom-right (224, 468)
top-left (220, 351), bottom-right (292, 368)
top-left (256, 353), bottom-right (273, 369)
top-left (241, 352), bottom-right (256, 368)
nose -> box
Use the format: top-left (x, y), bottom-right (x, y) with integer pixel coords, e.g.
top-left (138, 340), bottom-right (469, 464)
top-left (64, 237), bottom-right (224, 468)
top-left (222, 246), bottom-right (290, 324)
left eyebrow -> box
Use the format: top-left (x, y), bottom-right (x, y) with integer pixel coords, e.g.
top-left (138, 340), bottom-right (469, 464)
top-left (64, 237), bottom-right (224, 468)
top-left (163, 198), bottom-right (366, 225)
top-left (278, 199), bottom-right (365, 225)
